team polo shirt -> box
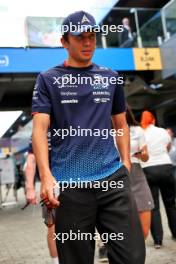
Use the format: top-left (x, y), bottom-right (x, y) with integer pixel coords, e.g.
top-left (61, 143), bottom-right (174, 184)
top-left (32, 63), bottom-right (126, 182)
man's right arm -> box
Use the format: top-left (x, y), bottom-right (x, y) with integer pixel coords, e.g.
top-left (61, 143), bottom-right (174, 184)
top-left (32, 113), bottom-right (59, 207)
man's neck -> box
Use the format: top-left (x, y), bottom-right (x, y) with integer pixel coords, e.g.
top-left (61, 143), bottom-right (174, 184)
top-left (66, 58), bottom-right (92, 68)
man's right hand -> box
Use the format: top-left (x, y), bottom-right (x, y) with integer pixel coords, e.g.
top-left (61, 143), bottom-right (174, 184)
top-left (40, 175), bottom-right (60, 208)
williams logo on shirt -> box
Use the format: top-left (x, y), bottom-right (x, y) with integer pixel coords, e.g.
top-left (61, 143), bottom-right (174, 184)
top-left (92, 74), bottom-right (109, 90)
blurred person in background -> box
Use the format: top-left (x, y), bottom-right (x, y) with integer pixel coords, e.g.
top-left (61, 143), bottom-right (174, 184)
top-left (13, 152), bottom-right (26, 201)
top-left (166, 127), bottom-right (176, 192)
top-left (25, 140), bottom-right (59, 264)
top-left (119, 17), bottom-right (135, 47)
top-left (126, 106), bottom-right (154, 239)
top-left (141, 111), bottom-right (176, 248)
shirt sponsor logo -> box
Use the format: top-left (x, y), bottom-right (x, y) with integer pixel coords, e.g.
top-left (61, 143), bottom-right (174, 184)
top-left (93, 91), bottom-right (110, 96)
top-left (53, 75), bottom-right (78, 89)
top-left (60, 91), bottom-right (77, 96)
top-left (101, 98), bottom-right (110, 103)
top-left (61, 99), bottom-right (78, 104)
top-left (99, 66), bottom-right (109, 70)
top-left (92, 74), bottom-right (109, 89)
top-left (93, 98), bottom-right (110, 103)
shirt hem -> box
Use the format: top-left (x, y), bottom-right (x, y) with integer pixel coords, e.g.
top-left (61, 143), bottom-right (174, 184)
top-left (54, 162), bottom-right (123, 183)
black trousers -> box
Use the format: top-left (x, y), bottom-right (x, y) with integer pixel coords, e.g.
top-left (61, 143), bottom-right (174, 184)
top-left (55, 166), bottom-right (145, 264)
top-left (144, 164), bottom-right (176, 244)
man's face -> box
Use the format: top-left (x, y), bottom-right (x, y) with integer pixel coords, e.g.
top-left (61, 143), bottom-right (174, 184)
top-left (61, 32), bottom-right (96, 64)
top-left (122, 18), bottom-right (129, 26)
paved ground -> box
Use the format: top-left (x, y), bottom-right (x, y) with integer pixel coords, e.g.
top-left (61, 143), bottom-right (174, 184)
top-left (0, 184), bottom-right (176, 264)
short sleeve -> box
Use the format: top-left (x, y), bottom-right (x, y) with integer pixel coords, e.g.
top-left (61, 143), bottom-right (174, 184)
top-left (32, 74), bottom-right (51, 115)
top-left (111, 83), bottom-right (126, 115)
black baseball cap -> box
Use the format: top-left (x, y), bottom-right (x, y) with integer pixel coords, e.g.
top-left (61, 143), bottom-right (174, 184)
top-left (61, 10), bottom-right (99, 36)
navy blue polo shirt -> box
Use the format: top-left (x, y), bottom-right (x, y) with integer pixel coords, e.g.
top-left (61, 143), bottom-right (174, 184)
top-left (32, 63), bottom-right (126, 182)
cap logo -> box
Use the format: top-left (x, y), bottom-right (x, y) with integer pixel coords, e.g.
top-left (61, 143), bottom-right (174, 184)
top-left (81, 15), bottom-right (91, 24)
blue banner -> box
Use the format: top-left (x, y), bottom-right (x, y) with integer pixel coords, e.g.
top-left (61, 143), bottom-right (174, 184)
top-left (0, 47), bottom-right (134, 73)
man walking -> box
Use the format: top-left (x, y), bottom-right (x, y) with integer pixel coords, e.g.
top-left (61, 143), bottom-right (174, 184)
top-left (32, 11), bottom-right (145, 264)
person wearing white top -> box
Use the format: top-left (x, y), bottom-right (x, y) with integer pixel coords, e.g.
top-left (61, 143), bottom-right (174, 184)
top-left (141, 111), bottom-right (176, 248)
top-left (166, 127), bottom-right (176, 195)
top-left (126, 107), bottom-right (154, 240)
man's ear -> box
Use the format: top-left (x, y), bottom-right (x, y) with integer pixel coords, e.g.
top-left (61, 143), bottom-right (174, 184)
top-left (61, 37), bottom-right (69, 49)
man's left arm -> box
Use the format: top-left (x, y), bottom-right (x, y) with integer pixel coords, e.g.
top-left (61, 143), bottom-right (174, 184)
top-left (112, 112), bottom-right (131, 173)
